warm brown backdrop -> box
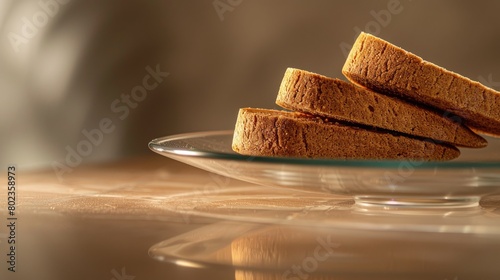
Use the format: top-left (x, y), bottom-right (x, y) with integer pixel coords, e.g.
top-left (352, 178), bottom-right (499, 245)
top-left (1, 0), bottom-right (500, 169)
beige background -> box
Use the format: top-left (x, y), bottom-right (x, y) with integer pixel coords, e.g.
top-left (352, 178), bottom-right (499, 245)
top-left (1, 0), bottom-right (500, 169)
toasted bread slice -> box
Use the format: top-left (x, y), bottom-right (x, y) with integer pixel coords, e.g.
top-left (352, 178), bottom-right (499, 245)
top-left (343, 32), bottom-right (500, 137)
top-left (232, 108), bottom-right (460, 161)
top-left (277, 68), bottom-right (487, 148)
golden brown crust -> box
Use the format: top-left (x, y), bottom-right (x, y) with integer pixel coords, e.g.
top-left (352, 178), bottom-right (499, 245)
top-left (342, 32), bottom-right (500, 137)
top-left (232, 108), bottom-right (460, 161)
top-left (277, 68), bottom-right (487, 148)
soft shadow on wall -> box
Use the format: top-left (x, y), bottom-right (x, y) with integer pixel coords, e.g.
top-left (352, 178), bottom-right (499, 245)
top-left (0, 0), bottom-right (499, 170)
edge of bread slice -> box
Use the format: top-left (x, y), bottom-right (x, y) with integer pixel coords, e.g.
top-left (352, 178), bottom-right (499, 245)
top-left (342, 32), bottom-right (500, 137)
top-left (232, 108), bottom-right (460, 161)
top-left (277, 68), bottom-right (487, 148)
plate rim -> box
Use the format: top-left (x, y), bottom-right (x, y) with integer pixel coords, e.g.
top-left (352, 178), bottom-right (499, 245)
top-left (149, 130), bottom-right (500, 169)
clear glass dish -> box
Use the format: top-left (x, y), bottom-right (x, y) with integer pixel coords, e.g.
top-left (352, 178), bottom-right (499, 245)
top-left (148, 130), bottom-right (500, 209)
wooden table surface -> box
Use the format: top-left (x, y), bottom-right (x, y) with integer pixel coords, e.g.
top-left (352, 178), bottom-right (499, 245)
top-left (2, 156), bottom-right (239, 280)
top-left (3, 155), bottom-right (500, 280)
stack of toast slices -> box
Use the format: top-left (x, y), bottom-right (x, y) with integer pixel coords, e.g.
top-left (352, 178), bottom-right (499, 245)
top-left (232, 32), bottom-right (499, 161)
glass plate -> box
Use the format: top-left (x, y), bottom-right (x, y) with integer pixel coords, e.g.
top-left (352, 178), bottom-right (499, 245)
top-left (148, 130), bottom-right (500, 209)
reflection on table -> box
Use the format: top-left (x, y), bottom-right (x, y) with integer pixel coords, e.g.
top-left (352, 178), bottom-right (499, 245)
top-left (13, 155), bottom-right (500, 280)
